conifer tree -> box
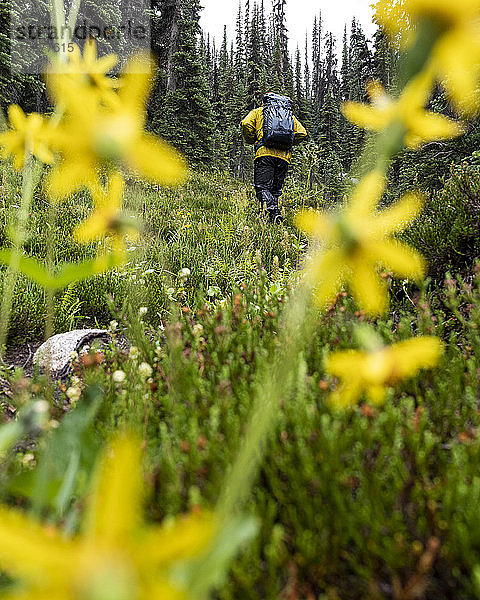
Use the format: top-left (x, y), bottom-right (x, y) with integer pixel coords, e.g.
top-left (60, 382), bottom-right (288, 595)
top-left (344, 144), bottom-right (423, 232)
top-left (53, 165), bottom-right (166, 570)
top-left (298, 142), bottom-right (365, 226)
top-left (272, 0), bottom-right (289, 79)
top-left (372, 27), bottom-right (396, 89)
top-left (340, 26), bottom-right (350, 101)
top-left (155, 0), bottom-right (215, 166)
top-left (304, 33), bottom-right (311, 104)
top-left (317, 33), bottom-right (342, 199)
top-left (338, 19), bottom-right (374, 171)
top-left (0, 0), bottom-right (51, 112)
top-left (246, 3), bottom-right (264, 107)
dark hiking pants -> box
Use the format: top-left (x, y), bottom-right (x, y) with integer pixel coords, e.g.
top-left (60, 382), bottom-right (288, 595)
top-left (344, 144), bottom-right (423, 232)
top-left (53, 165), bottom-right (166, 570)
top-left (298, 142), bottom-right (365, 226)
top-left (254, 156), bottom-right (289, 213)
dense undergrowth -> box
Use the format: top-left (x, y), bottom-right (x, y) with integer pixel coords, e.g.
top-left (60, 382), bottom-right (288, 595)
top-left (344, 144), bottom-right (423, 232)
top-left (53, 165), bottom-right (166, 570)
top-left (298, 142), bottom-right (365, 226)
top-left (0, 167), bottom-right (319, 341)
top-left (2, 161), bottom-right (480, 342)
top-left (2, 163), bottom-right (480, 598)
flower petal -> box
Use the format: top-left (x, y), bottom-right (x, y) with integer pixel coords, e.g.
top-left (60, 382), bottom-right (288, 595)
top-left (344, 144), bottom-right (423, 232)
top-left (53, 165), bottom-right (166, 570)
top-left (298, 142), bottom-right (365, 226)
top-left (406, 111), bottom-right (464, 148)
top-left (373, 192), bottom-right (423, 235)
top-left (433, 30), bottom-right (480, 115)
top-left (306, 248), bottom-right (346, 308)
top-left (347, 171), bottom-right (386, 218)
top-left (348, 255), bottom-right (388, 315)
top-left (95, 54), bottom-right (118, 75)
top-left (0, 507), bottom-right (75, 582)
top-left (8, 105), bottom-right (26, 129)
top-left (127, 134), bottom-right (188, 186)
top-left (327, 380), bottom-right (364, 409)
top-left (294, 209), bottom-right (332, 239)
top-left (366, 79), bottom-right (387, 103)
top-left (74, 212), bottom-right (110, 243)
top-left (341, 102), bottom-right (392, 131)
top-left (83, 38), bottom-right (97, 64)
top-left (119, 53), bottom-right (155, 113)
top-left (12, 149), bottom-right (25, 171)
top-left (34, 142), bottom-right (54, 165)
top-left (366, 384), bottom-right (387, 406)
top-left (141, 513), bottom-right (215, 566)
top-left (46, 159), bottom-right (98, 201)
top-left (84, 434), bottom-right (143, 546)
top-left (365, 239), bottom-right (425, 279)
top-left (325, 350), bottom-right (364, 377)
top-left (390, 336), bottom-right (444, 379)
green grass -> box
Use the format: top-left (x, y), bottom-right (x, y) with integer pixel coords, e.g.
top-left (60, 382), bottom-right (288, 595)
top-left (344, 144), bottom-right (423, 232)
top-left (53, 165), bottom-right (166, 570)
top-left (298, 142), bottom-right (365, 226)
top-left (0, 167), bottom-right (323, 341)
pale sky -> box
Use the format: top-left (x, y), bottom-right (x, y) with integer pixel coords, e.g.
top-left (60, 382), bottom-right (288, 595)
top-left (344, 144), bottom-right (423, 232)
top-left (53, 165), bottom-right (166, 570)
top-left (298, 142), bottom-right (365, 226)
top-left (200, 0), bottom-right (377, 54)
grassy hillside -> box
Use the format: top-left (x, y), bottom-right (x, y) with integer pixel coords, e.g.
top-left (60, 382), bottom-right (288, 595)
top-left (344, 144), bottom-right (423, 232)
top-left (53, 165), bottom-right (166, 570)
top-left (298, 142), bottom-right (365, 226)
top-left (0, 168), bottom-right (323, 342)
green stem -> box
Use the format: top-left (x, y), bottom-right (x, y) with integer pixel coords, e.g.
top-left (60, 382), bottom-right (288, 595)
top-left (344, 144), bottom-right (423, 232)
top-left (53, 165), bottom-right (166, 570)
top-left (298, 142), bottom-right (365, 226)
top-left (44, 201), bottom-right (57, 341)
top-left (395, 20), bottom-right (443, 93)
top-left (0, 157), bottom-right (43, 356)
top-left (49, 0), bottom-right (66, 45)
top-left (216, 281), bottom-right (313, 520)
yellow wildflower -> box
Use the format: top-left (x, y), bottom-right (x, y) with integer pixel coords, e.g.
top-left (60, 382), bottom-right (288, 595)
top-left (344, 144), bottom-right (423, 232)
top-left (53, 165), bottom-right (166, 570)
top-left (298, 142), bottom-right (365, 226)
top-left (325, 336), bottom-right (443, 408)
top-left (46, 52), bottom-right (187, 200)
top-left (0, 105), bottom-right (54, 170)
top-left (74, 172), bottom-right (137, 264)
top-left (295, 171), bottom-right (425, 314)
top-left (374, 0), bottom-right (412, 48)
top-left (342, 73), bottom-right (464, 149)
top-left (47, 39), bottom-right (118, 106)
top-left (0, 434), bottom-right (214, 599)
top-left (376, 0), bottom-right (480, 115)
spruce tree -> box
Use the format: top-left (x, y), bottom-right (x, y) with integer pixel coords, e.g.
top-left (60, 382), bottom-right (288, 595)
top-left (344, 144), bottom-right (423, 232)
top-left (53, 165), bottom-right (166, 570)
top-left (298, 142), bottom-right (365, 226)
top-left (1, 0), bottom-right (50, 113)
top-left (155, 0), bottom-right (215, 166)
top-left (317, 33), bottom-right (342, 199)
top-left (246, 3), bottom-right (264, 107)
top-left (372, 27), bottom-right (396, 89)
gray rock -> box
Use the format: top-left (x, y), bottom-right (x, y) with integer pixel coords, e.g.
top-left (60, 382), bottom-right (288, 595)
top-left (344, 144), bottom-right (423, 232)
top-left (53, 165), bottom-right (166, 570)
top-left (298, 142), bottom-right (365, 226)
top-left (33, 329), bottom-right (111, 378)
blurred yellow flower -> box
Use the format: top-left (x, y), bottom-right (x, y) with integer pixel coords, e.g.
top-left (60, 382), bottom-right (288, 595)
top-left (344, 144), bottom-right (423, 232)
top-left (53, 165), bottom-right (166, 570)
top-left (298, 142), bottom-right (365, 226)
top-left (47, 39), bottom-right (119, 106)
top-left (0, 105), bottom-right (54, 170)
top-left (0, 434), bottom-right (214, 599)
top-left (376, 0), bottom-right (480, 115)
top-left (374, 0), bottom-right (412, 48)
top-left (295, 171), bottom-right (425, 314)
top-left (46, 52), bottom-right (187, 199)
top-left (342, 74), bottom-right (464, 149)
top-left (74, 172), bottom-right (137, 264)
top-left (325, 336), bottom-right (444, 408)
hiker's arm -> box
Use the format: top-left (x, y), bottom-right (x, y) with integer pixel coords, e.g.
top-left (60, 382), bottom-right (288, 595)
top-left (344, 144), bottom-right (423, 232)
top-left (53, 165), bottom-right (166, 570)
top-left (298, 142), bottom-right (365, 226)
top-left (293, 117), bottom-right (308, 145)
top-left (241, 110), bottom-right (257, 144)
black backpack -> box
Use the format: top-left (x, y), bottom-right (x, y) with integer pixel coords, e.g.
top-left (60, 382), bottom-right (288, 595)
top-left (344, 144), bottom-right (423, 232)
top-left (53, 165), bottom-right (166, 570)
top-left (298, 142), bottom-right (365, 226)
top-left (259, 93), bottom-right (295, 151)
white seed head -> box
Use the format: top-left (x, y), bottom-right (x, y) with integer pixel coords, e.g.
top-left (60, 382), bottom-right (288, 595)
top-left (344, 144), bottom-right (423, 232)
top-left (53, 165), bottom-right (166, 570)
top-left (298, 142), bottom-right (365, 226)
top-left (138, 362), bottom-right (153, 379)
top-left (129, 346), bottom-right (140, 361)
top-left (192, 324), bottom-right (204, 337)
top-left (112, 370), bottom-right (126, 384)
top-left (66, 387), bottom-right (81, 402)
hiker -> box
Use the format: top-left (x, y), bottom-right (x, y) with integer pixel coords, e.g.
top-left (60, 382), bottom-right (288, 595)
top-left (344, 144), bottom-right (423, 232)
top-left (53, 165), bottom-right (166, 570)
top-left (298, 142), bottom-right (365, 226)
top-left (241, 92), bottom-right (307, 223)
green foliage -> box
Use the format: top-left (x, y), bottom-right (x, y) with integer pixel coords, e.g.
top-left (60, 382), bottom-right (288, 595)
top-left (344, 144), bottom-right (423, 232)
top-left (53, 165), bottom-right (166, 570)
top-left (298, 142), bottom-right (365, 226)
top-left (153, 0), bottom-right (216, 167)
top-left (0, 171), bottom-right (305, 341)
top-left (8, 384), bottom-right (103, 520)
top-left (4, 262), bottom-right (480, 598)
top-left (2, 158), bottom-right (480, 597)
top-left (402, 162), bottom-right (480, 281)
top-left (0, 0), bottom-right (48, 113)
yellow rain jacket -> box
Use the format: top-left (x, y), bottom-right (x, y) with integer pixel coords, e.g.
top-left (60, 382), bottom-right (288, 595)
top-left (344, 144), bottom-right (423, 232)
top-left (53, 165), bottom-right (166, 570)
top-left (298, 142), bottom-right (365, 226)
top-left (241, 107), bottom-right (308, 163)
